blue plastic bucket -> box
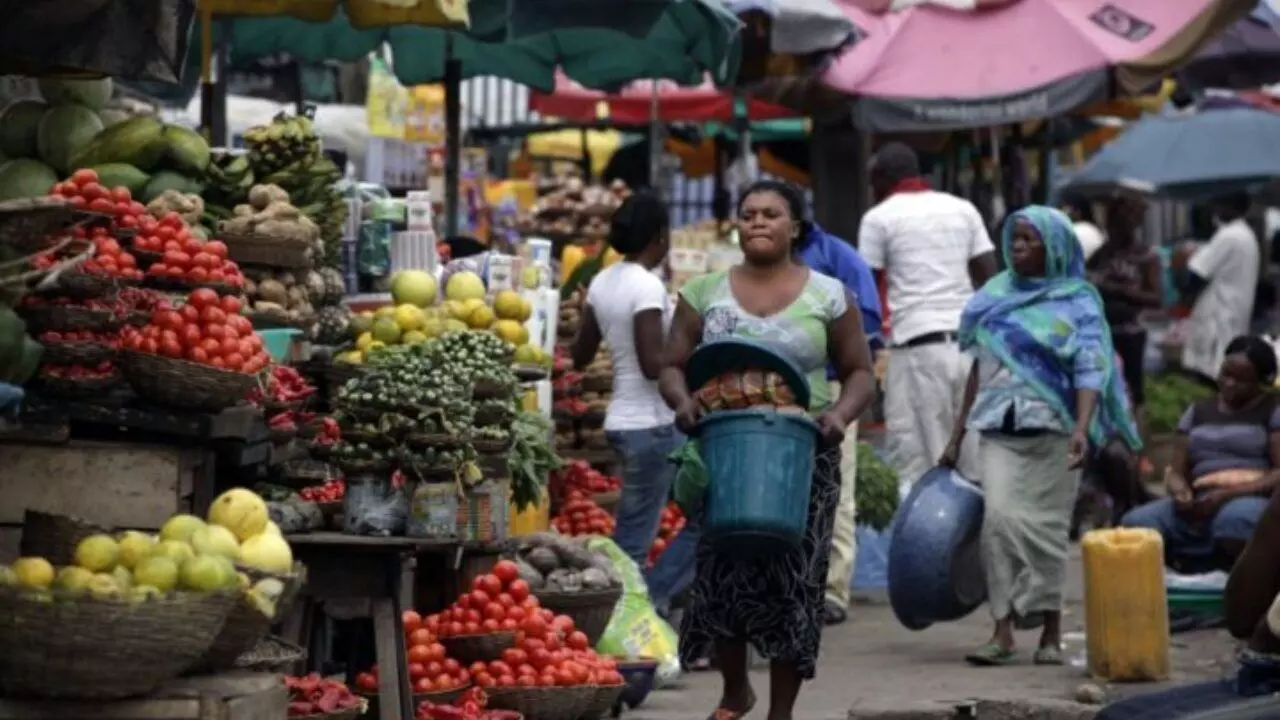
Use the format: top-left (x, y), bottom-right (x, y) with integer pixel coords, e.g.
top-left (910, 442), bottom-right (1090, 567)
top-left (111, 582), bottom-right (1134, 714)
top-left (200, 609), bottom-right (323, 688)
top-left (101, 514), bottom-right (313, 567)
top-left (699, 408), bottom-right (818, 552)
top-left (257, 329), bottom-right (300, 361)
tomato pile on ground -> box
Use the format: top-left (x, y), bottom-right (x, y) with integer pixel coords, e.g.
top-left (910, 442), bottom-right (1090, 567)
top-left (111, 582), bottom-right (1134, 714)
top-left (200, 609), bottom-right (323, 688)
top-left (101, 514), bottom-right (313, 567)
top-left (299, 478), bottom-right (345, 503)
top-left (469, 610), bottom-right (623, 689)
top-left (121, 288), bottom-right (270, 373)
top-left (551, 460), bottom-right (620, 500)
top-left (135, 212), bottom-right (243, 289)
top-left (284, 674), bottom-right (363, 717)
top-left (551, 493), bottom-right (616, 537)
top-left (431, 560), bottom-right (534, 638)
top-left (38, 360), bottom-right (116, 382)
top-left (37, 329), bottom-right (119, 349)
top-left (416, 687), bottom-right (522, 720)
top-left (648, 501), bottom-right (686, 567)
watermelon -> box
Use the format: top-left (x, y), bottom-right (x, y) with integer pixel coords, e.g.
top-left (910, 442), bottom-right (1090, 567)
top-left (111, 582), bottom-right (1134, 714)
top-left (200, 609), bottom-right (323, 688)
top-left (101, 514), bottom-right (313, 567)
top-left (0, 100), bottom-right (48, 158)
top-left (38, 77), bottom-right (113, 111)
top-left (37, 104), bottom-right (104, 175)
top-left (0, 159), bottom-right (57, 201)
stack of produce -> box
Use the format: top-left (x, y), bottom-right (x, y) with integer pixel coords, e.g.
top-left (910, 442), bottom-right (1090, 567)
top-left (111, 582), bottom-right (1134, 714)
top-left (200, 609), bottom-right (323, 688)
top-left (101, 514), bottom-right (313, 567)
top-left (120, 288), bottom-right (270, 374)
top-left (417, 688), bottom-right (521, 720)
top-left (4, 488), bottom-right (292, 608)
top-left (356, 610), bottom-right (471, 696)
top-left (0, 77), bottom-right (214, 207)
top-left (204, 113), bottom-right (348, 270)
top-left (248, 364), bottom-right (318, 443)
top-left (285, 675), bottom-right (364, 717)
top-left (427, 559), bottom-right (537, 639)
top-left (509, 533), bottom-right (622, 594)
top-left (551, 494), bottom-right (616, 538)
top-left (514, 177), bottom-right (629, 282)
top-left (336, 269), bottom-right (545, 369)
top-left (549, 460), bottom-right (620, 508)
top-left (135, 211), bottom-right (245, 291)
top-left (647, 502), bottom-right (685, 568)
top-left (551, 344), bottom-right (613, 452)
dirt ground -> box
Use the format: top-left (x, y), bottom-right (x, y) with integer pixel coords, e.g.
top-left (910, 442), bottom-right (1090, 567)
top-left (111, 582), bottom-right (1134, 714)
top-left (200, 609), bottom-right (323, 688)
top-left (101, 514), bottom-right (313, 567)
top-left (627, 550), bottom-right (1239, 720)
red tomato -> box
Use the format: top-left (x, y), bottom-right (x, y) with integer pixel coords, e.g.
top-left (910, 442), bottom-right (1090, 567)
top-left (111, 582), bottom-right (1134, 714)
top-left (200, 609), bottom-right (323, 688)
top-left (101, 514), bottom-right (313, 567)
top-left (469, 589), bottom-right (491, 608)
top-left (427, 642), bottom-right (446, 662)
top-left (180, 304), bottom-right (201, 324)
top-left (475, 573), bottom-right (502, 596)
top-left (204, 240), bottom-right (228, 259)
top-left (188, 287), bottom-right (219, 309)
top-left (408, 661), bottom-right (426, 680)
top-left (201, 305), bottom-right (227, 325)
top-left (507, 579), bottom-right (530, 603)
top-left (180, 324), bottom-right (202, 348)
top-left (219, 294), bottom-right (242, 315)
top-left (223, 352), bottom-right (246, 371)
top-left (187, 347), bottom-right (209, 364)
top-left (408, 628), bottom-right (432, 646)
top-left (521, 615), bottom-right (548, 638)
top-left (567, 631), bottom-right (589, 650)
top-left (463, 621), bottom-right (480, 635)
top-left (407, 645), bottom-right (430, 664)
top-left (414, 677), bottom-right (434, 693)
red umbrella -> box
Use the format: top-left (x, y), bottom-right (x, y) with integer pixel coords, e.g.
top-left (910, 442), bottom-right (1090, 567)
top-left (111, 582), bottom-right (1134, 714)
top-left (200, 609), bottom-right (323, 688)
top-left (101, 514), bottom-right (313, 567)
top-left (529, 71), bottom-right (795, 123)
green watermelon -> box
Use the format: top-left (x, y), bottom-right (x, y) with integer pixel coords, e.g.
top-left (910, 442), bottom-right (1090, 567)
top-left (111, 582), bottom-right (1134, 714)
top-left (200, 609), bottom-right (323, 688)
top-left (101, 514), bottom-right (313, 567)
top-left (0, 159), bottom-right (56, 201)
top-left (37, 104), bottom-right (104, 175)
top-left (0, 100), bottom-right (48, 158)
top-left (38, 77), bottom-right (113, 111)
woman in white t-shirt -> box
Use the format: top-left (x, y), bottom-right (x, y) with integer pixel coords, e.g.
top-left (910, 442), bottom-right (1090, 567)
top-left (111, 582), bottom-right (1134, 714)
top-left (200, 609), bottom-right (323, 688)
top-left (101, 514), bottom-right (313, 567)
top-left (570, 192), bottom-right (680, 568)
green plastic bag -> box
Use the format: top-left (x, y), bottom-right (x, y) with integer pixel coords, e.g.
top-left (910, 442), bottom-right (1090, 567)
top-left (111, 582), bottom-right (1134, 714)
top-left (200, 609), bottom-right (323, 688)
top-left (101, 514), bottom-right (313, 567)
top-left (670, 440), bottom-right (707, 516)
top-left (585, 536), bottom-right (682, 685)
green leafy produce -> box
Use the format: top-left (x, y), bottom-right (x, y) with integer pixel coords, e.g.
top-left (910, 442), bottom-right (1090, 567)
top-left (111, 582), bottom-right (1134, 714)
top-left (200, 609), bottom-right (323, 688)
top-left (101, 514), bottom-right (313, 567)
top-left (1145, 373), bottom-right (1213, 434)
top-left (509, 411), bottom-right (561, 512)
top-left (855, 442), bottom-right (899, 531)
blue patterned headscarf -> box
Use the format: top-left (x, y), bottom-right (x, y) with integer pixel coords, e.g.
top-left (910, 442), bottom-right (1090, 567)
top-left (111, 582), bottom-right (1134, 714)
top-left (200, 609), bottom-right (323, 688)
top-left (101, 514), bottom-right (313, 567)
top-left (959, 206), bottom-right (1141, 451)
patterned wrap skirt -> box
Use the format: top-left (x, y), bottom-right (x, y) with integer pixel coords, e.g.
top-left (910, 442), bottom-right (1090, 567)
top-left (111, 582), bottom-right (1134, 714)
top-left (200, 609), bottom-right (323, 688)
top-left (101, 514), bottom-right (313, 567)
top-left (678, 446), bottom-right (842, 680)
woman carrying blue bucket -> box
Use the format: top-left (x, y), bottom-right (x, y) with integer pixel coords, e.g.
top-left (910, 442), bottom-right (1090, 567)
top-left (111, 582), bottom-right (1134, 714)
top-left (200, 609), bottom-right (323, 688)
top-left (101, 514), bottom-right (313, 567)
top-left (940, 206), bottom-right (1140, 666)
top-left (658, 180), bottom-right (877, 720)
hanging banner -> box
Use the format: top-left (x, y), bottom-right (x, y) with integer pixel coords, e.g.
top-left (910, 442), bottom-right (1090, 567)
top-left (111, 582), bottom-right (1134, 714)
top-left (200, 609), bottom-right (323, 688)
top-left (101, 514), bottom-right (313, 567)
top-left (365, 57), bottom-right (407, 140)
top-left (404, 84), bottom-right (446, 145)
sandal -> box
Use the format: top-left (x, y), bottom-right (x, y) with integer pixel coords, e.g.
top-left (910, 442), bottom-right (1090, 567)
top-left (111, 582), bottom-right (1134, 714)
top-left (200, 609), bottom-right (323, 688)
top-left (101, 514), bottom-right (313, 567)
top-left (707, 691), bottom-right (756, 720)
top-left (965, 643), bottom-right (1018, 666)
top-left (823, 600), bottom-right (848, 625)
top-left (1033, 645), bottom-right (1064, 666)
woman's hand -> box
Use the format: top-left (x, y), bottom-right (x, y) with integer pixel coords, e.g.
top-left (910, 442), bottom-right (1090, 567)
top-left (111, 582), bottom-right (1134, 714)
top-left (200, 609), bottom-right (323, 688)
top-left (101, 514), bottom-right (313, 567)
top-left (674, 397), bottom-right (703, 434)
top-left (815, 410), bottom-right (847, 447)
top-left (1190, 489), bottom-right (1231, 520)
top-left (1067, 429), bottom-right (1088, 469)
top-left (1166, 470), bottom-right (1194, 504)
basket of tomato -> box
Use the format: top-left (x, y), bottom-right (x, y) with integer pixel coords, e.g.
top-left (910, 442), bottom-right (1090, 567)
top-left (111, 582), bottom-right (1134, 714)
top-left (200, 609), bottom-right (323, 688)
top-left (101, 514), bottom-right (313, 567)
top-left (35, 360), bottom-right (122, 399)
top-left (119, 288), bottom-right (269, 412)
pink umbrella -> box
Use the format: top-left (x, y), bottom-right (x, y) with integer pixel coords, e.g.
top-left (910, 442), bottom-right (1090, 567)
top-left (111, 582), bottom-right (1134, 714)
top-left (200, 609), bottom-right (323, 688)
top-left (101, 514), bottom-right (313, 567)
top-left (530, 71), bottom-right (795, 123)
top-left (823, 0), bottom-right (1253, 130)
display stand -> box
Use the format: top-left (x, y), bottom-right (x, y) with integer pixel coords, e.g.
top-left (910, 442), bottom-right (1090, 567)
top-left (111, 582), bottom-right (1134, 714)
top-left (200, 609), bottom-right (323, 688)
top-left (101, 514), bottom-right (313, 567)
top-left (0, 398), bottom-right (267, 560)
top-left (281, 533), bottom-right (506, 720)
top-left (0, 672), bottom-right (286, 720)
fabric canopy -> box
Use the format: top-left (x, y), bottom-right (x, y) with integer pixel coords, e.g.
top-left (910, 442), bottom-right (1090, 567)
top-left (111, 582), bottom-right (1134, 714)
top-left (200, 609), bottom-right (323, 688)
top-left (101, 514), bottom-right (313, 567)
top-left (529, 73), bottom-right (793, 123)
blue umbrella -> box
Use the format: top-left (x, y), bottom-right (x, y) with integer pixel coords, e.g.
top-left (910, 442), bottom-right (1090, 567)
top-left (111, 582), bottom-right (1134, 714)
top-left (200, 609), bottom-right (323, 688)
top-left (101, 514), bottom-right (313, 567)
top-left (1061, 106), bottom-right (1280, 200)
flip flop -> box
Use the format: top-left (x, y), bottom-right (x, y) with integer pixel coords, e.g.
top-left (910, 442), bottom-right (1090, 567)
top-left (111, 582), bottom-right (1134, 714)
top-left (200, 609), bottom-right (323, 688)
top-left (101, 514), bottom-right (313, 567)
top-left (1033, 646), bottom-right (1064, 666)
top-left (965, 643), bottom-right (1018, 667)
top-left (706, 691), bottom-right (756, 720)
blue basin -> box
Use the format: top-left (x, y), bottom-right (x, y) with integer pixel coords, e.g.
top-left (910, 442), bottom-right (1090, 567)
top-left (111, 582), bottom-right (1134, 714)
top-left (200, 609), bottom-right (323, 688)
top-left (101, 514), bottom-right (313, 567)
top-left (612, 658), bottom-right (658, 713)
top-left (888, 465), bottom-right (987, 630)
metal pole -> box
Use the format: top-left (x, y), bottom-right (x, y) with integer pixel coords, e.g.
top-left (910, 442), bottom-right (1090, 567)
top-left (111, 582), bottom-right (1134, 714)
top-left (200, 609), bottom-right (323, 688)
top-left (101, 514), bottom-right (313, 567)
top-left (648, 83), bottom-right (662, 198)
top-left (444, 34), bottom-right (462, 237)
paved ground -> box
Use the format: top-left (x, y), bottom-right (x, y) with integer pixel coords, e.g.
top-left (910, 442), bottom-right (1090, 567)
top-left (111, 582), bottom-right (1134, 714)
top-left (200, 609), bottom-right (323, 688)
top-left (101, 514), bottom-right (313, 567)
top-left (626, 551), bottom-right (1239, 720)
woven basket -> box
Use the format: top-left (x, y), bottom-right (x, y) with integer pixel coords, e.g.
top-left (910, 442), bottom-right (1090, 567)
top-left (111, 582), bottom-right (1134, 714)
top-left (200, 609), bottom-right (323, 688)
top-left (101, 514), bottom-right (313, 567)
top-left (123, 310), bottom-right (151, 327)
top-left (0, 588), bottom-right (238, 700)
top-left (0, 197), bottom-right (87, 250)
top-left (473, 378), bottom-right (515, 400)
top-left (474, 405), bottom-right (514, 427)
top-left (35, 372), bottom-right (122, 400)
top-left (533, 588), bottom-right (622, 646)
top-left (293, 697), bottom-right (369, 720)
top-left (591, 490), bottom-right (620, 517)
top-left (20, 304), bottom-right (119, 332)
top-left (341, 428), bottom-right (397, 449)
top-left (120, 351), bottom-right (259, 412)
top-left (473, 436), bottom-right (514, 454)
top-left (487, 685), bottom-right (594, 720)
top-left (581, 685), bottom-right (625, 719)
top-left (234, 635), bottom-right (307, 673)
top-left (41, 341), bottom-right (116, 366)
top-left (194, 564), bottom-right (307, 672)
top-left (360, 686), bottom-right (467, 720)
top-left (440, 632), bottom-right (516, 663)
top-left (514, 365), bottom-right (548, 383)
top-left (143, 275), bottom-right (241, 298)
top-left (333, 457), bottom-right (394, 475)
top-left (19, 509), bottom-right (111, 566)
top-left (406, 432), bottom-right (468, 450)
top-left (50, 271), bottom-right (126, 300)
top-left (220, 231), bottom-right (314, 269)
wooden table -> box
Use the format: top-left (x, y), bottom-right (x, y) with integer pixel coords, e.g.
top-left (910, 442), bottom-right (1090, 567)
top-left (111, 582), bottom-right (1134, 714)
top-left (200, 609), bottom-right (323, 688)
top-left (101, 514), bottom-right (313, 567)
top-left (0, 672), bottom-right (284, 720)
top-left (282, 533), bottom-right (507, 720)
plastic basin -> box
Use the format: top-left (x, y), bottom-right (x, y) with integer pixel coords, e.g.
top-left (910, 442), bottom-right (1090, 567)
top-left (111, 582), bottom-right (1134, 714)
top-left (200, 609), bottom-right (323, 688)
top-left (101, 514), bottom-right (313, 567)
top-left (699, 408), bottom-right (818, 553)
top-left (888, 465), bottom-right (987, 630)
top-left (614, 658), bottom-right (658, 711)
top-left (257, 329), bottom-right (300, 361)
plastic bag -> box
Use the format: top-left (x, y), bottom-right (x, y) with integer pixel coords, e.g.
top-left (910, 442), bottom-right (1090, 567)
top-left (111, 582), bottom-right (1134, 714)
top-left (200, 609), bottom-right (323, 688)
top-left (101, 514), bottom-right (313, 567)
top-left (669, 441), bottom-right (707, 517)
top-left (407, 482), bottom-right (458, 539)
top-left (585, 536), bottom-right (682, 686)
top-left (344, 473), bottom-right (409, 536)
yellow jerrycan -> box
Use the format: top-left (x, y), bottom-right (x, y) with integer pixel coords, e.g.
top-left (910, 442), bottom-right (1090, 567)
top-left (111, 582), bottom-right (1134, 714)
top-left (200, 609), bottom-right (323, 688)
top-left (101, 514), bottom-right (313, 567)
top-left (1081, 528), bottom-right (1170, 682)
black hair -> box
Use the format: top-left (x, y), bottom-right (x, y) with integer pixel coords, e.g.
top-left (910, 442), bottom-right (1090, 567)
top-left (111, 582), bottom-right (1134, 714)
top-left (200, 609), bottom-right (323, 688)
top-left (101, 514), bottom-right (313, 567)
top-left (870, 142), bottom-right (920, 183)
top-left (1059, 191), bottom-right (1095, 224)
top-left (607, 191), bottom-right (668, 255)
top-left (1213, 191), bottom-right (1252, 218)
top-left (446, 235), bottom-right (487, 259)
top-left (1224, 335), bottom-right (1278, 384)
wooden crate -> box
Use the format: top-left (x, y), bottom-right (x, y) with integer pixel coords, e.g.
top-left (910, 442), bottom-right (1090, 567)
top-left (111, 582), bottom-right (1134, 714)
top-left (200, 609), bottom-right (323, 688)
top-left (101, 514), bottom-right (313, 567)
top-left (0, 672), bottom-right (285, 720)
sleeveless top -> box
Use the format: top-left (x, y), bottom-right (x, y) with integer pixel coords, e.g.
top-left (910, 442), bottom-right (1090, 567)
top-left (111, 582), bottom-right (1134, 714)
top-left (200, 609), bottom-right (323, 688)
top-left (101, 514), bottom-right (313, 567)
top-left (680, 269), bottom-right (849, 410)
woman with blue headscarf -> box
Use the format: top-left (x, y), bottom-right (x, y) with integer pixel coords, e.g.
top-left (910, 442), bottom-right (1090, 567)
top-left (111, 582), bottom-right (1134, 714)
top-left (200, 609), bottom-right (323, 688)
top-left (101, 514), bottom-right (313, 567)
top-left (939, 206), bottom-right (1141, 667)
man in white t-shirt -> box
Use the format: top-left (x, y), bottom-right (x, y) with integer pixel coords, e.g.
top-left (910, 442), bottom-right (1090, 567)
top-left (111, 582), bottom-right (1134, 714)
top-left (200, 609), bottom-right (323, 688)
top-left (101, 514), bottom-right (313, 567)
top-left (571, 192), bottom-right (680, 569)
top-left (1179, 192), bottom-right (1260, 381)
top-left (859, 143), bottom-right (998, 487)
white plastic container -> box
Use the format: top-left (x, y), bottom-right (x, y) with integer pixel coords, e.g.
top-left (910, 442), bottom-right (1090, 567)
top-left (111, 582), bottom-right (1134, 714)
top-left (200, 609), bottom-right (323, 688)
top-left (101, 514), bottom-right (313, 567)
top-left (405, 190), bottom-right (434, 231)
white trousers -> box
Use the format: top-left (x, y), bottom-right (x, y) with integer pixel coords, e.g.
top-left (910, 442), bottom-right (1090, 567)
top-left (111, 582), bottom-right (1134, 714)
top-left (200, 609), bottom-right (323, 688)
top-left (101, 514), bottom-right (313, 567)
top-left (825, 377), bottom-right (859, 606)
top-left (883, 342), bottom-right (979, 488)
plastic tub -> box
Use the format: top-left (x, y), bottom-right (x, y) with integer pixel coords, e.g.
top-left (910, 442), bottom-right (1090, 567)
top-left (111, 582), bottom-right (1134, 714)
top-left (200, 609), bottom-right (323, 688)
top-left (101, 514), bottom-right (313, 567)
top-left (257, 329), bottom-right (300, 361)
top-left (699, 408), bottom-right (818, 553)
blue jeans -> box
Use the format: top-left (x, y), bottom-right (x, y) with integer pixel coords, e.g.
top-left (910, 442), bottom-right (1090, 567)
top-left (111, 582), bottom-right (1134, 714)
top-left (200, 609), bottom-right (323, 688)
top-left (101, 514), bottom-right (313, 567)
top-left (607, 425), bottom-right (685, 569)
top-left (1121, 495), bottom-right (1268, 561)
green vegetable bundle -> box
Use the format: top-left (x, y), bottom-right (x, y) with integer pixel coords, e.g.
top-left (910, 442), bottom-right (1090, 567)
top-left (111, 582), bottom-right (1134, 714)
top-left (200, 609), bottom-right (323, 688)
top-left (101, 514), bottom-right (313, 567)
top-left (855, 442), bottom-right (899, 531)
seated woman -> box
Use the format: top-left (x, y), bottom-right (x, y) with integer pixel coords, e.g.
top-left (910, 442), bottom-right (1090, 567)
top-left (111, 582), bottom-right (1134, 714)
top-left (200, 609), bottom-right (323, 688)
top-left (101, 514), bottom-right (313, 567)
top-left (1121, 336), bottom-right (1280, 570)
top-left (1095, 487), bottom-right (1280, 719)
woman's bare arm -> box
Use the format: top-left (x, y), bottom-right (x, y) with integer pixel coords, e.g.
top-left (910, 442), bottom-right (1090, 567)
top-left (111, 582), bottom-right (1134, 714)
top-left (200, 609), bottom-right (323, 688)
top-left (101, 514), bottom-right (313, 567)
top-left (658, 299), bottom-right (702, 411)
top-left (826, 291), bottom-right (875, 425)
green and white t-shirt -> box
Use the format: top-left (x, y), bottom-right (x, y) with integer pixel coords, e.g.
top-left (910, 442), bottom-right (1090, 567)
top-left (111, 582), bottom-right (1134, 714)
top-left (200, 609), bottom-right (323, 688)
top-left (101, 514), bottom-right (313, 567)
top-left (680, 269), bottom-right (848, 410)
